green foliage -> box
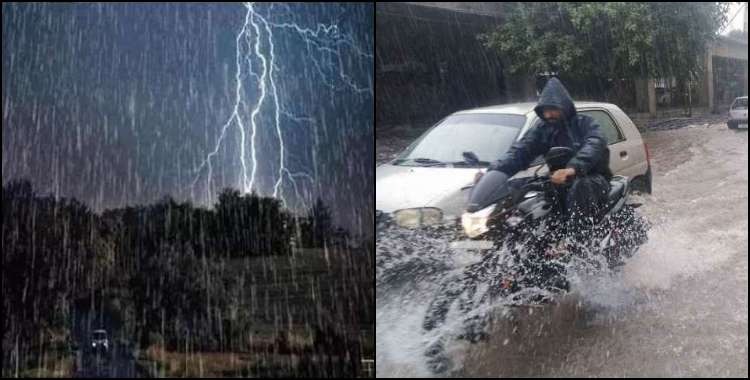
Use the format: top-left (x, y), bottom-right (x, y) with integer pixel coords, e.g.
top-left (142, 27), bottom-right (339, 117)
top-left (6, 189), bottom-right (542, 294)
top-left (481, 2), bottom-right (729, 85)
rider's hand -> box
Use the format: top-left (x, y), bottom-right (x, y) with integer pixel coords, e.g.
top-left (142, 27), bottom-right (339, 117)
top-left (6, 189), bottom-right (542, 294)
top-left (551, 168), bottom-right (576, 185)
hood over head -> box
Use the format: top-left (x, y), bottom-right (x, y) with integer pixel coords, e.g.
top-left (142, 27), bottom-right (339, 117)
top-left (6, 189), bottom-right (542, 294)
top-left (534, 77), bottom-right (577, 122)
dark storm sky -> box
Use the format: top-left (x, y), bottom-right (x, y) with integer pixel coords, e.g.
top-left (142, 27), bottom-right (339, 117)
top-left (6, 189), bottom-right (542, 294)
top-left (1, 3), bottom-right (373, 236)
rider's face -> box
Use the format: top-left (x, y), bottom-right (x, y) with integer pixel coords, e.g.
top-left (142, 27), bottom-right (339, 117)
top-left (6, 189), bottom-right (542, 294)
top-left (543, 108), bottom-right (563, 124)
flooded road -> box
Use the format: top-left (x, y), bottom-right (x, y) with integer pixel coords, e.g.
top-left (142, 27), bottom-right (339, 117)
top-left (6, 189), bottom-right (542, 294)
top-left (376, 122), bottom-right (748, 377)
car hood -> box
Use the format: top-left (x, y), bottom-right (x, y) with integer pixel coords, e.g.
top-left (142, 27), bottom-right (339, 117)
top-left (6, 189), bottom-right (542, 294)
top-left (376, 163), bottom-right (543, 218)
top-left (376, 164), bottom-right (476, 218)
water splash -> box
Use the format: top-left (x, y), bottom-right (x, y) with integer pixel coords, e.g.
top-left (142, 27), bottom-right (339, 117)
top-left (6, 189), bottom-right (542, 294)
top-left (375, 217), bottom-right (647, 375)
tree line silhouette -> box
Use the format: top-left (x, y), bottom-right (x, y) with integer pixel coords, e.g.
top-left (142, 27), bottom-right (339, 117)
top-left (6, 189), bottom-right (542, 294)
top-left (2, 179), bottom-right (373, 377)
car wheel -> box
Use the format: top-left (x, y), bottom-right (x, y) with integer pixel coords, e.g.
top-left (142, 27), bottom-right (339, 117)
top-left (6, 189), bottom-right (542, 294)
top-left (728, 121), bottom-right (737, 129)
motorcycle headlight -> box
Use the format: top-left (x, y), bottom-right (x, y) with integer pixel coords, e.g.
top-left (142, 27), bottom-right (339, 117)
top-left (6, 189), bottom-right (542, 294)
top-left (461, 204), bottom-right (496, 238)
top-left (392, 208), bottom-right (443, 228)
top-left (506, 215), bottom-right (524, 227)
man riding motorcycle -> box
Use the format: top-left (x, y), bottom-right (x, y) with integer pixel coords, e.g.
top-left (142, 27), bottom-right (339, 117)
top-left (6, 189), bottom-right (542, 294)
top-left (411, 77), bottom-right (652, 375)
top-left (420, 78), bottom-right (622, 374)
top-left (487, 77), bottom-right (611, 244)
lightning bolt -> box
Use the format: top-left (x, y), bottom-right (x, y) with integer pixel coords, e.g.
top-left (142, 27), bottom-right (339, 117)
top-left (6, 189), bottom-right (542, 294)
top-left (192, 2), bottom-right (371, 210)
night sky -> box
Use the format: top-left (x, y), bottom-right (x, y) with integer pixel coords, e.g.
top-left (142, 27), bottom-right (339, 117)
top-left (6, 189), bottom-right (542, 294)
top-left (2, 3), bottom-right (374, 236)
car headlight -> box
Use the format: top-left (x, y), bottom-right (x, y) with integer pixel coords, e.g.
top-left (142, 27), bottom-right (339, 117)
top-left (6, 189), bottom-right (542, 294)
top-left (461, 204), bottom-right (496, 238)
top-left (92, 342), bottom-right (96, 347)
top-left (392, 207), bottom-right (443, 228)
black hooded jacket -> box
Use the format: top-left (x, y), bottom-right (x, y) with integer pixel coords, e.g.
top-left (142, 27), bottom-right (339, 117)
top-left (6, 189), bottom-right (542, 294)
top-left (491, 78), bottom-right (612, 179)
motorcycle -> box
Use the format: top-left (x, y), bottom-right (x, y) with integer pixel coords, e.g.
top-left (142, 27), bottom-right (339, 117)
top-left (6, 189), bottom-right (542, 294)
top-left (422, 146), bottom-right (650, 374)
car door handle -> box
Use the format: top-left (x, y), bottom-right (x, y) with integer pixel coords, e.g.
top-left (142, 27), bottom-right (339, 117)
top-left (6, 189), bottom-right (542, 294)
top-left (619, 151), bottom-right (627, 158)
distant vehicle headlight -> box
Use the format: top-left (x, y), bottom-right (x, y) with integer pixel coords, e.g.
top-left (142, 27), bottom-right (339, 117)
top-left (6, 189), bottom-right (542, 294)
top-left (392, 207), bottom-right (444, 228)
top-left (461, 204), bottom-right (496, 238)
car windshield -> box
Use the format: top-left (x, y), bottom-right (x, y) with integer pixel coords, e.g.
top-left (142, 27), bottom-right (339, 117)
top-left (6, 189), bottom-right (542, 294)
top-left (394, 113), bottom-right (527, 166)
top-left (92, 332), bottom-right (107, 340)
top-left (732, 98), bottom-right (747, 110)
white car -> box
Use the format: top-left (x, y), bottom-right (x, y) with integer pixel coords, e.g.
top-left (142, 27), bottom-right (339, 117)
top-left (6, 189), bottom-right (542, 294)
top-left (728, 96), bottom-right (748, 129)
top-left (376, 101), bottom-right (652, 228)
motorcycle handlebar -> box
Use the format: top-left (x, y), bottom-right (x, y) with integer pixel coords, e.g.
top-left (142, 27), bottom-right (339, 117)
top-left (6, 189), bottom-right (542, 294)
top-left (525, 176), bottom-right (571, 193)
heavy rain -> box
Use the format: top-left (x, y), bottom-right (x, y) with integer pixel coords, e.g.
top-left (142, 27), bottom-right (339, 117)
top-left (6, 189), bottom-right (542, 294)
top-left (3, 2), bottom-right (373, 378)
top-left (375, 2), bottom-right (747, 378)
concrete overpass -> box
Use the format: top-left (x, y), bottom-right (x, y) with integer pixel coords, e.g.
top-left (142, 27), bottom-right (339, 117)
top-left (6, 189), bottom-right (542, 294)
top-left (403, 2), bottom-right (505, 18)
top-left (375, 2), bottom-right (509, 126)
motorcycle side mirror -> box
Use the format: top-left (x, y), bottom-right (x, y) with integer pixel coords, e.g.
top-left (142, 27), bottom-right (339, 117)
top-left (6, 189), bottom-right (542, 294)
top-left (544, 146), bottom-right (574, 170)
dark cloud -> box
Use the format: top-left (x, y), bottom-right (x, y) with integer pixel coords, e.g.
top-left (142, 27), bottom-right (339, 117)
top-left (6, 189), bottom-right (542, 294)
top-left (2, 2), bottom-right (373, 236)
